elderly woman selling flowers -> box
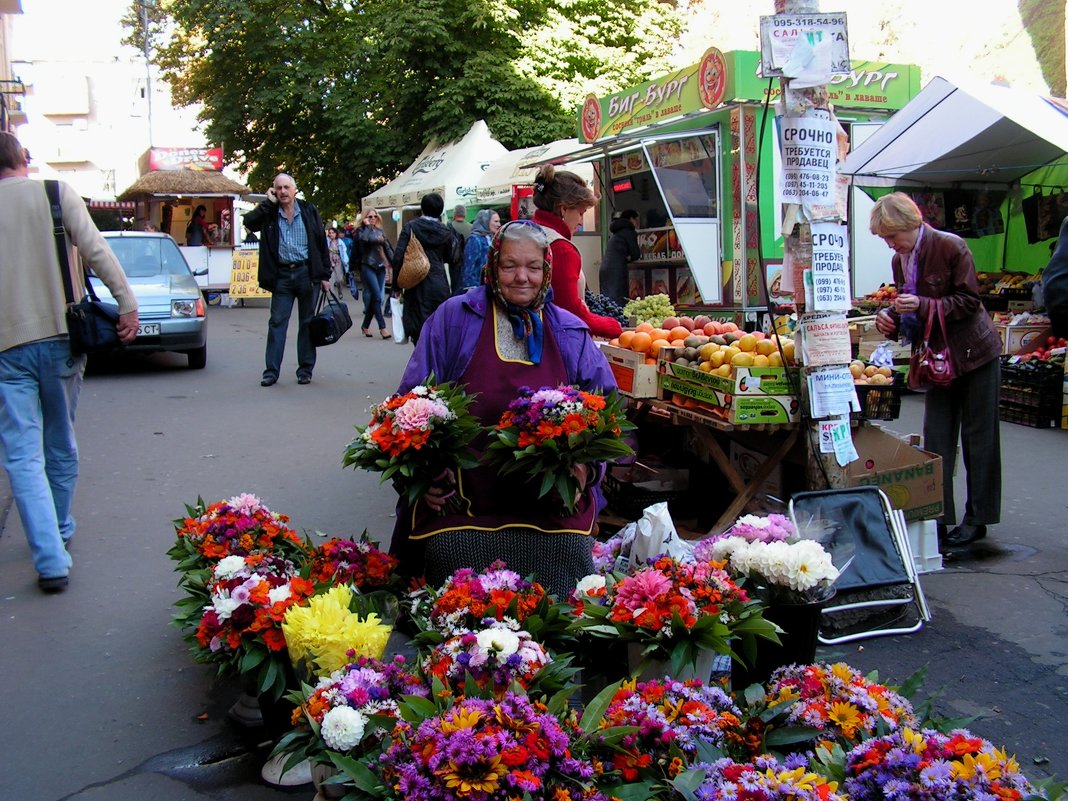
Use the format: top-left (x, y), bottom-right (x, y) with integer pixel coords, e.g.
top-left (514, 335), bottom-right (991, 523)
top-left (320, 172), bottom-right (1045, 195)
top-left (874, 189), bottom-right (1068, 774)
top-left (390, 220), bottom-right (619, 598)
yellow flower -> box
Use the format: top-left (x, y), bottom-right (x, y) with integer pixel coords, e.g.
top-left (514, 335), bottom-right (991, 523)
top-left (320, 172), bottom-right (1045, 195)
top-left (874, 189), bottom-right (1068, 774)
top-left (440, 706), bottom-right (483, 733)
top-left (282, 585), bottom-right (393, 676)
top-left (903, 728), bottom-right (926, 754)
top-left (952, 751), bottom-right (1003, 782)
top-left (827, 701), bottom-right (863, 738)
top-left (830, 662), bottom-right (854, 682)
top-left (439, 755), bottom-right (505, 795)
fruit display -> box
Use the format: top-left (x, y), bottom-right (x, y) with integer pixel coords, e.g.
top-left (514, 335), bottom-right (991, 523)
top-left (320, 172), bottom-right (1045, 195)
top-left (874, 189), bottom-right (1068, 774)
top-left (622, 293), bottom-right (674, 326)
top-left (660, 330), bottom-right (797, 378)
top-left (584, 289), bottom-right (626, 325)
top-left (984, 271), bottom-right (1040, 296)
top-left (857, 283), bottom-right (898, 307)
top-left (609, 316), bottom-right (759, 365)
top-left (848, 360), bottom-right (896, 385)
top-left (1015, 335), bottom-right (1067, 362)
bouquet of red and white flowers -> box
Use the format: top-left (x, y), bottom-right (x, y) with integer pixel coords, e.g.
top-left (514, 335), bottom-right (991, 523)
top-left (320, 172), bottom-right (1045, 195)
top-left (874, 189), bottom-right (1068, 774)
top-left (343, 378), bottom-right (480, 511)
top-left (485, 384), bottom-right (634, 513)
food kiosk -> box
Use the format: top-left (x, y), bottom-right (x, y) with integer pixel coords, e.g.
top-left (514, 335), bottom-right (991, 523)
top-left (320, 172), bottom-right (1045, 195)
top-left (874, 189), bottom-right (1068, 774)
top-left (117, 147), bottom-right (251, 290)
top-left (536, 48), bottom-right (919, 318)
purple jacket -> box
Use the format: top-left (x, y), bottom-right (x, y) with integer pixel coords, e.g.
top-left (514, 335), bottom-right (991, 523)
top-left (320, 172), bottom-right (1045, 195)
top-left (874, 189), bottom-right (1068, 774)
top-left (398, 286), bottom-right (617, 394)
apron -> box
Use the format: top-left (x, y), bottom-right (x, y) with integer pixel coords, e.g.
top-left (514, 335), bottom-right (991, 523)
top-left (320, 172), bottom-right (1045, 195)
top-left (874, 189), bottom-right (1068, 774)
top-left (409, 304), bottom-right (597, 540)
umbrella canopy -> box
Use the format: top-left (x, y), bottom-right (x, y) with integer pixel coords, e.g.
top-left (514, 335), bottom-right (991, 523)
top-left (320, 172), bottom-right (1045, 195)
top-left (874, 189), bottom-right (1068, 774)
top-left (476, 139), bottom-right (591, 205)
top-left (840, 76), bottom-right (1068, 188)
top-left (118, 170), bottom-right (251, 201)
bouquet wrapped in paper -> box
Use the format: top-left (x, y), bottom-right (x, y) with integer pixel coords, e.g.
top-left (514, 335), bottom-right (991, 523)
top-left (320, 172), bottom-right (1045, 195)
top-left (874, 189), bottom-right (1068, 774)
top-left (343, 377), bottom-right (480, 511)
top-left (484, 384), bottom-right (635, 513)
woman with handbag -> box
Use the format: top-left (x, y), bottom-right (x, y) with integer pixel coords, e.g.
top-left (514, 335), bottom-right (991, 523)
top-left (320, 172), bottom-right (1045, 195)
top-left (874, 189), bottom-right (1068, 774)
top-left (350, 208), bottom-right (394, 339)
top-left (391, 193), bottom-right (454, 345)
top-left (872, 193), bottom-right (1003, 550)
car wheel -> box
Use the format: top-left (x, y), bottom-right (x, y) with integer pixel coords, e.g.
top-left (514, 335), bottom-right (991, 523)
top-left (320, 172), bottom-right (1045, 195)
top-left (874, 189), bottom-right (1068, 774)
top-left (186, 345), bottom-right (207, 370)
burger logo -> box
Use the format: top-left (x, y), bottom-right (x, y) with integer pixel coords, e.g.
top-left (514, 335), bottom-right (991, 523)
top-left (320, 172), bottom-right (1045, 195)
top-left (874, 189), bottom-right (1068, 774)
top-left (581, 94), bottom-right (602, 142)
top-left (697, 47), bottom-right (727, 110)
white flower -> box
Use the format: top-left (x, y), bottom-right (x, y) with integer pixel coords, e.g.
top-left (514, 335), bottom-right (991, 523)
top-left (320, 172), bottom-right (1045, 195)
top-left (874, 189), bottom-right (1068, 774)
top-left (411, 385), bottom-right (429, 396)
top-left (267, 584), bottom-right (293, 605)
top-left (320, 706), bottom-right (368, 751)
top-left (210, 592), bottom-right (242, 620)
top-left (574, 574), bottom-right (606, 597)
top-left (214, 555), bottom-right (249, 580)
top-left (735, 514), bottom-right (771, 529)
top-left (475, 627), bottom-right (521, 658)
top-left (709, 536), bottom-right (749, 563)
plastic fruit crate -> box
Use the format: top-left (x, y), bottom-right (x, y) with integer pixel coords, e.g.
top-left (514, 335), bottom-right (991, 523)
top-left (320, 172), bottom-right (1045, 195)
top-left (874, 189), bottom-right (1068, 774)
top-left (854, 383), bottom-right (903, 421)
top-left (998, 400), bottom-right (1060, 428)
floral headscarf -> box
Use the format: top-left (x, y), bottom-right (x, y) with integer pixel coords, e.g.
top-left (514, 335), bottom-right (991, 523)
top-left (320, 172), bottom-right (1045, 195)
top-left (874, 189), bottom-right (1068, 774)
top-left (485, 220), bottom-right (554, 364)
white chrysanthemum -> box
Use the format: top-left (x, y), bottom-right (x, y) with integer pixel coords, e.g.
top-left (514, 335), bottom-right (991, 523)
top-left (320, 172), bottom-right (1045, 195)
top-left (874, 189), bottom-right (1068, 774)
top-left (735, 514), bottom-right (771, 529)
top-left (214, 555), bottom-right (249, 580)
top-left (320, 706), bottom-right (368, 751)
top-left (575, 574), bottom-right (606, 596)
top-left (475, 627), bottom-right (521, 658)
top-left (267, 584), bottom-right (293, 605)
top-left (710, 536), bottom-right (749, 563)
top-left (411, 385), bottom-right (429, 396)
top-left (210, 592), bottom-right (242, 620)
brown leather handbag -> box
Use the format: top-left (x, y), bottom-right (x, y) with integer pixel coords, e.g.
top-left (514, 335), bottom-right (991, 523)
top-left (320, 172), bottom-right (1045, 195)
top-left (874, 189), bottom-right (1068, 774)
top-left (908, 298), bottom-right (956, 390)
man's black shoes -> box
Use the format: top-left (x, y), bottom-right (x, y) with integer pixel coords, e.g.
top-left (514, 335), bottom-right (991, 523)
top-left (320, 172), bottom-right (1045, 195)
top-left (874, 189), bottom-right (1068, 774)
top-left (38, 575), bottom-right (69, 593)
top-left (261, 376), bottom-right (277, 387)
top-left (942, 524), bottom-right (987, 548)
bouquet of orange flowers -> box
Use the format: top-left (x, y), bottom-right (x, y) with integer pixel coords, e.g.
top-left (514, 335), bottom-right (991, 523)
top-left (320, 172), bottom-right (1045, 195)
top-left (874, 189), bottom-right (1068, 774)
top-left (485, 385), bottom-right (635, 513)
top-left (343, 378), bottom-right (480, 510)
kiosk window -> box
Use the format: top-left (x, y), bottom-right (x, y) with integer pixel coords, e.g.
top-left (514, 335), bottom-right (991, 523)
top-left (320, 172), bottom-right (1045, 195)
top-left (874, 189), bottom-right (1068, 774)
top-left (647, 136), bottom-right (718, 219)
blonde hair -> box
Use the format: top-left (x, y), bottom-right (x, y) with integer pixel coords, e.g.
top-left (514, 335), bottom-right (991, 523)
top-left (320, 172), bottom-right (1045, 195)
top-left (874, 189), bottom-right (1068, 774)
top-left (870, 192), bottom-right (923, 235)
top-left (532, 164), bottom-right (595, 214)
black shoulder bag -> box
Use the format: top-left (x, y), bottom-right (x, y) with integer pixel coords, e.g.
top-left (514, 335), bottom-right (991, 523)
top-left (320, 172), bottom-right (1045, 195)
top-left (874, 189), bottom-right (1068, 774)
top-left (309, 288), bottom-right (353, 346)
top-left (45, 180), bottom-right (122, 355)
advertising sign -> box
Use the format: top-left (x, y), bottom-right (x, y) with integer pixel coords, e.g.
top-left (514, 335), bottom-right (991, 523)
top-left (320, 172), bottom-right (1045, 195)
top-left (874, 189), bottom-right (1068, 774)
top-left (229, 248), bottom-right (271, 299)
top-left (809, 222), bottom-right (851, 310)
top-left (147, 147), bottom-right (224, 172)
top-left (759, 13), bottom-right (850, 77)
top-left (578, 48), bottom-right (727, 142)
top-left (778, 116), bottom-right (836, 205)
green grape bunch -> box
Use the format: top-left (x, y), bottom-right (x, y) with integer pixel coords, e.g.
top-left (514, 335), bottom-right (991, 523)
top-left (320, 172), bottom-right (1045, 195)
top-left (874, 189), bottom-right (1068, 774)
top-left (623, 294), bottom-right (675, 327)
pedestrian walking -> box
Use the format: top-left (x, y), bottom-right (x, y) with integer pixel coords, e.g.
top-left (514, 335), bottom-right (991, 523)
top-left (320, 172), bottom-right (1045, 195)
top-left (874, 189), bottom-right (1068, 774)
top-left (326, 226), bottom-right (348, 297)
top-left (243, 173), bottom-right (331, 387)
top-left (460, 209), bottom-right (501, 290)
top-left (0, 131), bottom-right (138, 593)
top-left (392, 193), bottom-right (455, 345)
top-left (351, 208), bottom-right (394, 339)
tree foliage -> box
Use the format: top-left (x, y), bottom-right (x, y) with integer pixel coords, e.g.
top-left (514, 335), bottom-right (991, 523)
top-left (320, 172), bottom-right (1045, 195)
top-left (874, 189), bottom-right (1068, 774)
top-left (140, 0), bottom-right (682, 215)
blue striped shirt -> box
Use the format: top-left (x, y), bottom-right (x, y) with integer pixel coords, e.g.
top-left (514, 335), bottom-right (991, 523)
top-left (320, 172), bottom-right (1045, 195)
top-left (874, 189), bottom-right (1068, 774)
top-left (277, 204), bottom-right (309, 263)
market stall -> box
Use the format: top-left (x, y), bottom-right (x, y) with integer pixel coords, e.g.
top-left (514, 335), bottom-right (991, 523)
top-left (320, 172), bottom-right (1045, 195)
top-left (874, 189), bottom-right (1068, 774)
top-left (531, 48), bottom-right (919, 317)
top-left (475, 138), bottom-right (593, 218)
top-left (117, 147), bottom-right (251, 291)
top-left (362, 120), bottom-right (507, 240)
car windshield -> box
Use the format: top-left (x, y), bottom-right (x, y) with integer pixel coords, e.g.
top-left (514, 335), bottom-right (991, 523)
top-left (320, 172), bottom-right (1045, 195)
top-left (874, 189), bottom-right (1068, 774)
top-left (104, 237), bottom-right (192, 278)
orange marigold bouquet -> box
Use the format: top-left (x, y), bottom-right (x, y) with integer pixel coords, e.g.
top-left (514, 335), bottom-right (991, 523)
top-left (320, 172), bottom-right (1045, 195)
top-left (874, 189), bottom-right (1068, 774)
top-left (343, 378), bottom-right (480, 510)
top-left (485, 385), bottom-right (635, 513)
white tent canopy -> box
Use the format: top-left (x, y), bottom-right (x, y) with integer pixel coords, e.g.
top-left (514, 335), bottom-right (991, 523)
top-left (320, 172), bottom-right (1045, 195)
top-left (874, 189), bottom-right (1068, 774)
top-left (476, 139), bottom-right (592, 205)
top-left (363, 120), bottom-right (507, 212)
top-left (840, 76), bottom-right (1068, 188)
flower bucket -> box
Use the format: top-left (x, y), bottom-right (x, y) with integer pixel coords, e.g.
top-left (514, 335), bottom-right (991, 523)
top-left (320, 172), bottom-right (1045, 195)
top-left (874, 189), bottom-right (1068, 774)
top-left (628, 642), bottom-right (717, 683)
top-left (310, 762), bottom-right (347, 800)
top-left (731, 595), bottom-right (832, 690)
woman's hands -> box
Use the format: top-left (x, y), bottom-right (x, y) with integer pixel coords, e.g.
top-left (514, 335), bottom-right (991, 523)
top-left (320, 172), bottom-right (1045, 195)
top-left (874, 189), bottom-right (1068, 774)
top-left (875, 309), bottom-right (898, 338)
top-left (894, 293), bottom-right (920, 314)
top-left (423, 468), bottom-right (456, 513)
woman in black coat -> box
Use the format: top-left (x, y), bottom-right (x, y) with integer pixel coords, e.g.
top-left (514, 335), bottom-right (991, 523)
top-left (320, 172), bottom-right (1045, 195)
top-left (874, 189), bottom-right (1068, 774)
top-left (392, 192), bottom-right (456, 345)
top-left (599, 209), bottom-right (641, 305)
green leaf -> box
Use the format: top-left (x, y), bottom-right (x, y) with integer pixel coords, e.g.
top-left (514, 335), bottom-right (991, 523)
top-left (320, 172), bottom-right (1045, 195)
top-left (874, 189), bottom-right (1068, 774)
top-left (580, 678), bottom-right (622, 733)
top-left (328, 752), bottom-right (382, 794)
top-left (671, 768), bottom-right (708, 801)
top-left (764, 725), bottom-right (823, 747)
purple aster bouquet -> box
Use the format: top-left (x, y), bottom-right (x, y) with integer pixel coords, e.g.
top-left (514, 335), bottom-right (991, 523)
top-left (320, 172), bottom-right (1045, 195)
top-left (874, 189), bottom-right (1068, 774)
top-left (377, 692), bottom-right (608, 801)
top-left (485, 384), bottom-right (635, 513)
top-left (688, 754), bottom-right (847, 801)
top-left (422, 621), bottom-right (552, 696)
top-left (272, 655), bottom-right (429, 778)
top-left (843, 727), bottom-right (1039, 801)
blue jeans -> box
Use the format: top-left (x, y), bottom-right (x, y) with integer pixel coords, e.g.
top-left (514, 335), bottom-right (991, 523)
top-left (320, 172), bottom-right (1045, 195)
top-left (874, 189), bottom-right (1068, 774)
top-left (0, 339), bottom-right (84, 579)
top-left (360, 265), bottom-right (386, 331)
top-left (264, 265), bottom-right (317, 380)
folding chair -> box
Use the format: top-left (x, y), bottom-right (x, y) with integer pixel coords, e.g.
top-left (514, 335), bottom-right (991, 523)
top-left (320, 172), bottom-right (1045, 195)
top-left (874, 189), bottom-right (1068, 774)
top-left (788, 486), bottom-right (931, 645)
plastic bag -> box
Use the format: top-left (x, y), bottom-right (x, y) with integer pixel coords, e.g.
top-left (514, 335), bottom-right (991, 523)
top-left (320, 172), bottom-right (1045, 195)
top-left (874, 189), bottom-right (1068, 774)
top-left (628, 502), bottom-right (694, 568)
top-left (390, 296), bottom-right (408, 344)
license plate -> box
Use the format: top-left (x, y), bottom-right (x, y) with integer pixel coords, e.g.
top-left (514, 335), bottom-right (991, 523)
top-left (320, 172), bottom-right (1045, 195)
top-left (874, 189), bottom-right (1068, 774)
top-left (137, 323), bottom-right (161, 336)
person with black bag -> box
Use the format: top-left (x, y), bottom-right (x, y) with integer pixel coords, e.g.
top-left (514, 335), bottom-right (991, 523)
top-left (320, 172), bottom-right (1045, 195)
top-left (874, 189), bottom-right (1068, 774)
top-left (391, 193), bottom-right (455, 345)
top-left (871, 192), bottom-right (1002, 551)
top-left (243, 173), bottom-right (331, 386)
top-left (0, 131), bottom-right (137, 593)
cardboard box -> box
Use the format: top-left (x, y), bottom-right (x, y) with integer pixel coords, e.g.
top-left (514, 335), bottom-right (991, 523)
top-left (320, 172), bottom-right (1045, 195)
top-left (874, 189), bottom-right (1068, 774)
top-left (995, 323), bottom-right (1049, 355)
top-left (658, 360), bottom-right (797, 396)
top-left (845, 425), bottom-right (943, 522)
top-left (599, 343), bottom-right (658, 398)
top-left (858, 338), bottom-right (912, 362)
top-left (657, 373), bottom-right (801, 424)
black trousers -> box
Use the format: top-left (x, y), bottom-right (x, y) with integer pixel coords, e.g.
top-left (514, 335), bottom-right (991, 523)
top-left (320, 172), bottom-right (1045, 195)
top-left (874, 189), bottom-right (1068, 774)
top-left (922, 356), bottom-right (1001, 526)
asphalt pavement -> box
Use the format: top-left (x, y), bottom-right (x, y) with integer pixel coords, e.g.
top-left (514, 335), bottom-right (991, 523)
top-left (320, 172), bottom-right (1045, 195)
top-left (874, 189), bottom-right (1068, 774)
top-left (1, 301), bottom-right (1066, 799)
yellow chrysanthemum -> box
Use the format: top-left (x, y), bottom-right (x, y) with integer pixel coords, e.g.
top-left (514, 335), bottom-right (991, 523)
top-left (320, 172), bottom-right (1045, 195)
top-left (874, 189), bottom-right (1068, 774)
top-left (827, 701), bottom-right (864, 738)
top-left (440, 706), bottom-right (483, 733)
top-left (903, 728), bottom-right (927, 754)
top-left (440, 756), bottom-right (505, 795)
top-left (282, 585), bottom-right (393, 676)
top-left (952, 751), bottom-right (1003, 782)
top-left (830, 662), bottom-right (855, 682)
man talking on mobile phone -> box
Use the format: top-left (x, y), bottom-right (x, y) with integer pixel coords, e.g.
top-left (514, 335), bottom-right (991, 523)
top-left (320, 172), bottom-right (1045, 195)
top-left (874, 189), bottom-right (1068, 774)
top-left (243, 173), bottom-right (331, 386)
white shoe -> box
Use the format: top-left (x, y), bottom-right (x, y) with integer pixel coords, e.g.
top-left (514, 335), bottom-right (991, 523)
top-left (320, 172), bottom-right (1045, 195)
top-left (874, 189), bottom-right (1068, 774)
top-left (260, 752), bottom-right (313, 786)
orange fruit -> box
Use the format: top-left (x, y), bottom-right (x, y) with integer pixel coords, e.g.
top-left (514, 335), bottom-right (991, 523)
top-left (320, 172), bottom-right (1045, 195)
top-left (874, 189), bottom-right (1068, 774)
top-left (644, 357), bottom-right (657, 365)
top-left (609, 338), bottom-right (620, 347)
top-left (650, 328), bottom-right (670, 341)
top-left (738, 334), bottom-right (757, 352)
top-left (668, 326), bottom-right (691, 341)
top-left (630, 331), bottom-right (652, 353)
top-left (635, 322), bottom-right (654, 333)
top-left (649, 338), bottom-right (671, 357)
top-left (618, 330), bottom-right (635, 348)
top-left (670, 338), bottom-right (686, 348)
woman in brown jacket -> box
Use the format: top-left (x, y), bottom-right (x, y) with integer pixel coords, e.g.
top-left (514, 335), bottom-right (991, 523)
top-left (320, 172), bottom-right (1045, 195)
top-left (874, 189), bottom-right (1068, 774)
top-left (872, 192), bottom-right (1002, 549)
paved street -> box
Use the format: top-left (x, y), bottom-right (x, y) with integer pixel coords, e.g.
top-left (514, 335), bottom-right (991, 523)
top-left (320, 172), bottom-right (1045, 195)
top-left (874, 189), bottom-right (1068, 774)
top-left (1, 301), bottom-right (1067, 799)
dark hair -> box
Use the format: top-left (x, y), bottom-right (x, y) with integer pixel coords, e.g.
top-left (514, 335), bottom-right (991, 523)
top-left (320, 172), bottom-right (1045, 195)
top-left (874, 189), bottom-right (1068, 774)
top-left (421, 192), bottom-right (445, 218)
top-left (193, 204), bottom-right (207, 218)
top-left (0, 131), bottom-right (25, 171)
top-left (532, 165), bottom-right (595, 214)
top-left (620, 208), bottom-right (640, 222)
